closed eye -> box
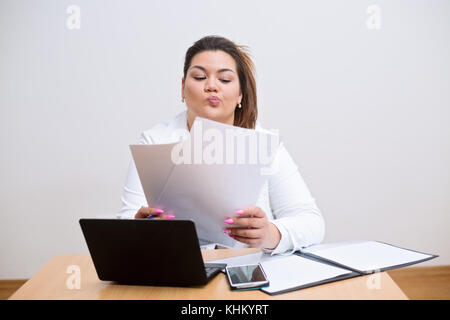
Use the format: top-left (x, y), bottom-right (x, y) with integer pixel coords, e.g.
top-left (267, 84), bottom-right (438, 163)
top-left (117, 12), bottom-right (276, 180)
top-left (193, 77), bottom-right (231, 83)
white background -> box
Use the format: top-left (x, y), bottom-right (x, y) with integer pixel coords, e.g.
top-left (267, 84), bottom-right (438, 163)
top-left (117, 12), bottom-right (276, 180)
top-left (0, 0), bottom-right (449, 279)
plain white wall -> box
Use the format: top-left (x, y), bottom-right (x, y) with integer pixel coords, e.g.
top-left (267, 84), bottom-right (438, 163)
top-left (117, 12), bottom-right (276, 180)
top-left (0, 0), bottom-right (449, 279)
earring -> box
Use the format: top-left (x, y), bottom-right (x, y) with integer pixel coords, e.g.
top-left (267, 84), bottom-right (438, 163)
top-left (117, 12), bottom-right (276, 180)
top-left (238, 103), bottom-right (242, 109)
top-left (181, 97), bottom-right (185, 103)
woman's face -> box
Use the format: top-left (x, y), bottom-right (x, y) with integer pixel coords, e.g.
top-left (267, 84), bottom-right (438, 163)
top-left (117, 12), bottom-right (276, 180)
top-left (182, 50), bottom-right (242, 129)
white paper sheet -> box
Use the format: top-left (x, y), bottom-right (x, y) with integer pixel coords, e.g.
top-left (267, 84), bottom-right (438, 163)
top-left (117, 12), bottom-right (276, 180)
top-left (131, 116), bottom-right (280, 247)
top-left (260, 255), bottom-right (353, 294)
top-left (209, 252), bottom-right (353, 294)
top-left (208, 251), bottom-right (264, 267)
top-left (130, 142), bottom-right (179, 205)
top-left (303, 240), bottom-right (435, 272)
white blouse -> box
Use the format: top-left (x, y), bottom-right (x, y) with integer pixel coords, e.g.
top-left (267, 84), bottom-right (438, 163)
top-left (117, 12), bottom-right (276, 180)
top-left (117, 110), bottom-right (325, 254)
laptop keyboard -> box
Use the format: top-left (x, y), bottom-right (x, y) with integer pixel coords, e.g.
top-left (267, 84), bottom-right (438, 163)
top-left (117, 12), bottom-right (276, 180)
top-left (204, 263), bottom-right (227, 280)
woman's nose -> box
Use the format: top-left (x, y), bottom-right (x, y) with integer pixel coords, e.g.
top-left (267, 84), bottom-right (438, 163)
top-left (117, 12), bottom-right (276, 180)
top-left (204, 78), bottom-right (218, 92)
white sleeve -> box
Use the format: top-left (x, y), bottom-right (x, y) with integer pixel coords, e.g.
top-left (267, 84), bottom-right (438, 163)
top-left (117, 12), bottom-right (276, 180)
top-left (116, 133), bottom-right (152, 219)
top-left (263, 143), bottom-right (325, 255)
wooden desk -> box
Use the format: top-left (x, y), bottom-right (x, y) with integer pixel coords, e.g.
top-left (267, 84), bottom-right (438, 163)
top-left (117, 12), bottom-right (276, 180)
top-left (9, 248), bottom-right (408, 300)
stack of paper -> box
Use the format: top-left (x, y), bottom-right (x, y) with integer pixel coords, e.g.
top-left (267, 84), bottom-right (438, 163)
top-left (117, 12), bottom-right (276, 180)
top-left (130, 116), bottom-right (280, 246)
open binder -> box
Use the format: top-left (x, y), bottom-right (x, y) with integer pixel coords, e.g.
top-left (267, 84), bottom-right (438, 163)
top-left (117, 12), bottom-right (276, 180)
top-left (210, 240), bottom-right (438, 295)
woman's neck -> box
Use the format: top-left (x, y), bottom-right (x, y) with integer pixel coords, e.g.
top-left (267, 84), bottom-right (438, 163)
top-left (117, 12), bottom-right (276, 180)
top-left (186, 110), bottom-right (234, 131)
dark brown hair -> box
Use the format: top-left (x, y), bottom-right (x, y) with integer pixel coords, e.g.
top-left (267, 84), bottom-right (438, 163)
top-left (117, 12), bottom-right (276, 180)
top-left (183, 35), bottom-right (258, 129)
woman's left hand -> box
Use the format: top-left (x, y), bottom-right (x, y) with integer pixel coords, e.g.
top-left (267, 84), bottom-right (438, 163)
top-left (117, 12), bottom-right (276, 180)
top-left (223, 206), bottom-right (281, 250)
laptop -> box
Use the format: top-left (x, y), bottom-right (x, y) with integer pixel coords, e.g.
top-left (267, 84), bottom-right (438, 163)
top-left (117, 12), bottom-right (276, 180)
top-left (79, 219), bottom-right (227, 286)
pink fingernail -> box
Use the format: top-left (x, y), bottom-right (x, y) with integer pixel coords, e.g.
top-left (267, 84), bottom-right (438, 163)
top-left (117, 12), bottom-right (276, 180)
top-left (155, 209), bottom-right (164, 214)
top-left (224, 229), bottom-right (231, 234)
top-left (166, 214), bottom-right (175, 220)
top-left (235, 209), bottom-right (245, 215)
top-left (224, 218), bottom-right (234, 224)
top-left (229, 234), bottom-right (235, 238)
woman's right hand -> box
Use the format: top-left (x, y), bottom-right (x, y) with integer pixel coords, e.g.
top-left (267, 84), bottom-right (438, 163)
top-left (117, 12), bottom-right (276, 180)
top-left (134, 206), bottom-right (175, 219)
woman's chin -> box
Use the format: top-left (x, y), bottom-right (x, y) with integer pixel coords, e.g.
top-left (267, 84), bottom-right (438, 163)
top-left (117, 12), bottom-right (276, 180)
top-left (189, 104), bottom-right (233, 125)
top-left (199, 106), bottom-right (227, 122)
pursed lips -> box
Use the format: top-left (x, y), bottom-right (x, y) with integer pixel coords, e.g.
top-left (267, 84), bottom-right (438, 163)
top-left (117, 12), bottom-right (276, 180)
top-left (207, 96), bottom-right (221, 106)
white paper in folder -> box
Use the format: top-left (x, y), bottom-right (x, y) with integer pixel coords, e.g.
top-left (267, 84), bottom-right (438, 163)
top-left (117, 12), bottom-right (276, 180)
top-left (130, 116), bottom-right (280, 247)
top-left (208, 251), bottom-right (353, 295)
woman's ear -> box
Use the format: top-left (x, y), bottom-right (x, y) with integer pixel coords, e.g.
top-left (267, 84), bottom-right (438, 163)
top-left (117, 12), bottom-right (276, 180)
top-left (181, 77), bottom-right (185, 98)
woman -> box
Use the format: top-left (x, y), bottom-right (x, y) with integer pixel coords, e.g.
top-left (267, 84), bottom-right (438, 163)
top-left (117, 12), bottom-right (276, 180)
top-left (117, 35), bottom-right (325, 255)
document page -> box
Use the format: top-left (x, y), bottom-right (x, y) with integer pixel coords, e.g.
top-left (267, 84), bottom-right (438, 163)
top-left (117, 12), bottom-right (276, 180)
top-left (209, 252), bottom-right (353, 295)
top-left (303, 240), bottom-right (436, 273)
top-left (130, 142), bottom-right (180, 205)
top-left (208, 251), bottom-right (264, 267)
top-left (131, 116), bottom-right (280, 247)
top-left (259, 255), bottom-right (353, 294)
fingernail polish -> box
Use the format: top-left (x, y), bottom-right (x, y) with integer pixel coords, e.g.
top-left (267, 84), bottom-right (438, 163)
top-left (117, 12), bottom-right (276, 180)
top-left (229, 234), bottom-right (235, 238)
top-left (166, 214), bottom-right (175, 220)
top-left (155, 209), bottom-right (164, 214)
top-left (235, 209), bottom-right (245, 215)
top-left (224, 218), bottom-right (233, 224)
top-left (223, 229), bottom-right (231, 234)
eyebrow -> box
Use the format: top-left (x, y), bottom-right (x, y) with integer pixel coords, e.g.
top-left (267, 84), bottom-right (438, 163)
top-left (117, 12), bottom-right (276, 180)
top-left (189, 65), bottom-right (235, 74)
